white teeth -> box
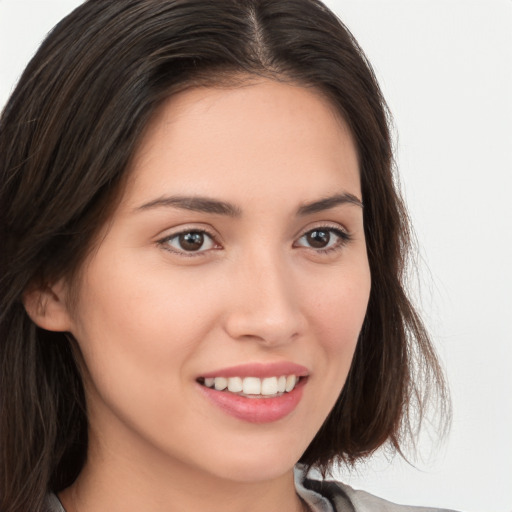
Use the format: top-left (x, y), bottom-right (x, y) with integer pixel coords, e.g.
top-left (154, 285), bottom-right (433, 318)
top-left (261, 377), bottom-right (278, 395)
top-left (227, 377), bottom-right (243, 393)
top-left (242, 377), bottom-right (261, 395)
top-left (214, 377), bottom-right (227, 391)
top-left (285, 375), bottom-right (296, 392)
top-left (204, 375), bottom-right (300, 395)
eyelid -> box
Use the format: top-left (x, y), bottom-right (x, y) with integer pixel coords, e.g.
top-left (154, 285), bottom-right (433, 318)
top-left (293, 223), bottom-right (353, 253)
top-left (157, 225), bottom-right (222, 257)
top-left (295, 221), bottom-right (351, 239)
top-left (155, 221), bottom-right (353, 258)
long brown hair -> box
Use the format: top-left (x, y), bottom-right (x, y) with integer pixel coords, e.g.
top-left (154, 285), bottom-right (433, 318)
top-left (0, 1), bottom-right (449, 511)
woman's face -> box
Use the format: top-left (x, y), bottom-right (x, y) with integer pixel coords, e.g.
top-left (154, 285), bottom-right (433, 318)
top-left (63, 79), bottom-right (371, 483)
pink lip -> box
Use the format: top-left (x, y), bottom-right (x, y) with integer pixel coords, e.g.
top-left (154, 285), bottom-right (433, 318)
top-left (199, 362), bottom-right (309, 379)
top-left (197, 377), bottom-right (307, 423)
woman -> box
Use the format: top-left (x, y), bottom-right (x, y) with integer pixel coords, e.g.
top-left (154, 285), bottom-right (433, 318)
top-left (0, 1), bottom-right (451, 511)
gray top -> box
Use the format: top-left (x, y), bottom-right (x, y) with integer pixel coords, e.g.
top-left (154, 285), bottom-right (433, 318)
top-left (44, 466), bottom-right (458, 512)
top-left (44, 493), bottom-right (65, 512)
top-left (295, 466), bottom-right (458, 512)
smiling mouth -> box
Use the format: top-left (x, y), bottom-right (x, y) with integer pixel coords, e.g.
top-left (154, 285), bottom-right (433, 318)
top-left (197, 375), bottom-right (303, 398)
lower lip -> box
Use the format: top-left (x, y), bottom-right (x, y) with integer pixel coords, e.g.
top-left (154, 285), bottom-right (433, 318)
top-left (198, 378), bottom-right (306, 423)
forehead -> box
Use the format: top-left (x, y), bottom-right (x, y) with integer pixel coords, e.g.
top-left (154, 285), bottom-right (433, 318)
top-left (122, 79), bottom-right (361, 210)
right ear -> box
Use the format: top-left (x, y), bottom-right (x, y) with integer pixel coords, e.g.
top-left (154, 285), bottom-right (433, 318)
top-left (23, 279), bottom-right (74, 332)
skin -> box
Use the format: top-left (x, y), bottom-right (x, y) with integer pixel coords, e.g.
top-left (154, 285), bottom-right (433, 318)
top-left (29, 79), bottom-right (371, 512)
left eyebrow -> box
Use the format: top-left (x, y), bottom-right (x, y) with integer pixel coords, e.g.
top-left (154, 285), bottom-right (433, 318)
top-left (133, 195), bottom-right (242, 217)
top-left (297, 193), bottom-right (363, 216)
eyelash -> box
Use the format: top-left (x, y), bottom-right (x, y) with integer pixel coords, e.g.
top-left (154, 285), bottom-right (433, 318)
top-left (157, 225), bottom-right (352, 257)
top-left (294, 226), bottom-right (352, 254)
top-left (158, 228), bottom-right (219, 258)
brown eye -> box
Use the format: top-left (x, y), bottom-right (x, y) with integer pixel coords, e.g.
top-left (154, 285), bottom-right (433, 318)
top-left (179, 232), bottom-right (205, 251)
top-left (163, 230), bottom-right (216, 254)
top-left (306, 230), bottom-right (331, 248)
top-left (295, 227), bottom-right (350, 252)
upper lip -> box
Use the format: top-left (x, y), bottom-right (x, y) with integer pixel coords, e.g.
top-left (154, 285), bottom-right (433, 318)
top-left (199, 362), bottom-right (309, 379)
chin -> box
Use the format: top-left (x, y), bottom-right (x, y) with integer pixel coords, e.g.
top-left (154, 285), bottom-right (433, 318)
top-left (209, 458), bottom-right (297, 484)
top-left (195, 433), bottom-right (308, 484)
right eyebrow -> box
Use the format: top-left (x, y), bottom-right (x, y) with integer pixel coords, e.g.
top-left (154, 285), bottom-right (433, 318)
top-left (296, 192), bottom-right (363, 216)
top-left (133, 195), bottom-right (242, 217)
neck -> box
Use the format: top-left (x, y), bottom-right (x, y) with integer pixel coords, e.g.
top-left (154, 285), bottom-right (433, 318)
top-left (59, 396), bottom-right (313, 512)
top-left (60, 471), bottom-right (307, 512)
top-left (59, 439), bottom-right (307, 512)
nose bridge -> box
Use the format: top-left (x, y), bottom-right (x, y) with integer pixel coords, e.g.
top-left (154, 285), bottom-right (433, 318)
top-left (224, 245), bottom-right (304, 345)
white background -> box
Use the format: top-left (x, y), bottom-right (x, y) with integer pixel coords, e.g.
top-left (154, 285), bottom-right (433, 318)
top-left (1, 1), bottom-right (511, 511)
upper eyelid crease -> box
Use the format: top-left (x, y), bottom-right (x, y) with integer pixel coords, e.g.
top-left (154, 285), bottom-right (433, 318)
top-left (159, 228), bottom-right (217, 244)
top-left (297, 226), bottom-right (352, 242)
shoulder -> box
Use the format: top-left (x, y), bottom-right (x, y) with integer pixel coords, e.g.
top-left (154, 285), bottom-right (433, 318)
top-left (303, 477), bottom-right (460, 512)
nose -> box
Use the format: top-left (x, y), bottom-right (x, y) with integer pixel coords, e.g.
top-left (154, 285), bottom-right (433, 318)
top-left (223, 250), bottom-right (306, 347)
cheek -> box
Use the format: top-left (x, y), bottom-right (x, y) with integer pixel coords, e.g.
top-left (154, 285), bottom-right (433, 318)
top-left (69, 253), bottom-right (227, 410)
top-left (68, 263), bottom-right (216, 440)
top-left (307, 264), bottom-right (370, 341)
top-left (305, 263), bottom-right (370, 382)
top-left (290, 266), bottom-right (370, 437)
top-left (74, 252), bottom-right (213, 340)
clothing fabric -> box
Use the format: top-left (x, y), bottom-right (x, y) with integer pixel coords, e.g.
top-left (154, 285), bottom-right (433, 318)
top-left (294, 466), bottom-right (458, 512)
top-left (44, 493), bottom-right (65, 512)
top-left (44, 466), bottom-right (458, 512)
